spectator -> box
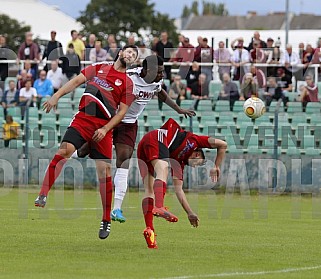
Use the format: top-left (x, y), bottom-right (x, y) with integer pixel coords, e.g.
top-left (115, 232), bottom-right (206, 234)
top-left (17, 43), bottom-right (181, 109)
top-left (34, 70), bottom-right (53, 108)
top-left (171, 37), bottom-right (194, 79)
top-left (186, 61), bottom-right (201, 88)
top-left (89, 41), bottom-right (108, 63)
top-left (151, 36), bottom-right (159, 53)
top-left (248, 65), bottom-right (267, 99)
top-left (303, 44), bottom-right (314, 76)
top-left (85, 33), bottom-right (96, 61)
top-left (17, 32), bottom-right (40, 74)
top-left (231, 38), bottom-right (250, 83)
top-left (249, 40), bottom-right (265, 64)
top-left (47, 60), bottom-right (64, 93)
top-left (1, 80), bottom-right (19, 116)
top-left (299, 75), bottom-right (319, 108)
top-left (169, 75), bottom-right (187, 106)
top-left (266, 46), bottom-right (284, 77)
top-left (67, 30), bottom-right (85, 60)
top-left (214, 41), bottom-right (232, 82)
top-left (264, 76), bottom-right (288, 109)
top-left (312, 44), bottom-right (321, 80)
top-left (106, 42), bottom-right (119, 62)
top-left (247, 31), bottom-right (267, 51)
top-left (155, 31), bottom-right (174, 80)
top-left (0, 35), bottom-right (11, 84)
top-left (43, 30), bottom-right (63, 71)
top-left (193, 36), bottom-right (203, 62)
top-left (218, 73), bottom-right (239, 110)
top-left (104, 34), bottom-right (119, 52)
top-left (127, 35), bottom-right (136, 45)
top-left (276, 68), bottom-right (293, 94)
top-left (137, 41), bottom-right (153, 65)
top-left (19, 79), bottom-right (37, 116)
top-left (298, 42), bottom-right (305, 63)
top-left (190, 73), bottom-right (209, 110)
top-left (158, 80), bottom-right (167, 111)
top-left (61, 43), bottom-right (81, 80)
top-left (17, 70), bottom-right (33, 90)
top-left (240, 73), bottom-right (257, 100)
top-left (281, 44), bottom-right (301, 91)
top-left (2, 115), bottom-right (20, 148)
top-left (198, 37), bottom-right (214, 81)
top-left (22, 59), bottom-right (37, 81)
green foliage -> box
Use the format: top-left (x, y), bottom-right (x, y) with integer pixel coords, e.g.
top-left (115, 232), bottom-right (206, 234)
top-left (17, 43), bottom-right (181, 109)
top-left (183, 1), bottom-right (229, 17)
top-left (0, 14), bottom-right (31, 52)
top-left (191, 0), bottom-right (199, 16)
top-left (182, 5), bottom-right (191, 18)
top-left (77, 0), bottom-right (178, 46)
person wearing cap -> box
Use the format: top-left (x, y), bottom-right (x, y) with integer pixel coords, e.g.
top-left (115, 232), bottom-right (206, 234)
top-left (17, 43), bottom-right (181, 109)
top-left (43, 31), bottom-right (64, 71)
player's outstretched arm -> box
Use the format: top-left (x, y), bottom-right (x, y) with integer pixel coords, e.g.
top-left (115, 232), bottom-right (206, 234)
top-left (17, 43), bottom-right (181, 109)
top-left (208, 138), bottom-right (227, 182)
top-left (157, 89), bottom-right (196, 118)
top-left (173, 178), bottom-right (199, 227)
top-left (92, 102), bottom-right (129, 142)
top-left (43, 73), bottom-right (86, 113)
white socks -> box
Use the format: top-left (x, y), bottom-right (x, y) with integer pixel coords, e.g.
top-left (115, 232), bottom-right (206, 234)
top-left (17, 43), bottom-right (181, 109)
top-left (113, 168), bottom-right (129, 210)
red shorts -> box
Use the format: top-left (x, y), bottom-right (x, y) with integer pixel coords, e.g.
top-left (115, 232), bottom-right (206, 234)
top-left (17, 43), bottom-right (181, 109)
top-left (137, 129), bottom-right (169, 179)
top-left (62, 111), bottom-right (113, 159)
top-left (113, 121), bottom-right (138, 149)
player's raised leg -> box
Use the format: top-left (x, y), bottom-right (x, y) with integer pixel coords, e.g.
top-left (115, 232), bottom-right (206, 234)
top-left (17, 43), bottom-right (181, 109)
top-left (111, 142), bottom-right (134, 223)
top-left (35, 142), bottom-right (76, 207)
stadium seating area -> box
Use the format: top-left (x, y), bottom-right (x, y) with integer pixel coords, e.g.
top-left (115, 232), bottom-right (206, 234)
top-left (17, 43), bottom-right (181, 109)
top-left (2, 78), bottom-right (321, 155)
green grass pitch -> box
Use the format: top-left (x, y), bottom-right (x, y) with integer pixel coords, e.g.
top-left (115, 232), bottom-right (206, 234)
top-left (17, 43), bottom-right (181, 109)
top-left (1, 188), bottom-right (321, 279)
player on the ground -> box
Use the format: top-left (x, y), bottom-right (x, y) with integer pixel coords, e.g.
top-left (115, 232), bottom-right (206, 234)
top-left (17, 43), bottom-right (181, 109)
top-left (34, 45), bottom-right (139, 240)
top-left (74, 55), bottom-right (196, 223)
top-left (137, 118), bottom-right (227, 248)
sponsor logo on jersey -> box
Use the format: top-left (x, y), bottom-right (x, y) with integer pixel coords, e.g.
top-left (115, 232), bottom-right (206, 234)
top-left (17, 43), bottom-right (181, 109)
top-left (136, 90), bottom-right (155, 100)
top-left (115, 79), bottom-right (122, 86)
top-left (93, 77), bottom-right (114, 91)
top-left (178, 140), bottom-right (195, 158)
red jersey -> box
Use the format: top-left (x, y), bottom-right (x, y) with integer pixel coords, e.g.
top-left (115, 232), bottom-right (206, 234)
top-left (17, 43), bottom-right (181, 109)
top-left (161, 118), bottom-right (211, 167)
top-left (79, 62), bottom-right (135, 119)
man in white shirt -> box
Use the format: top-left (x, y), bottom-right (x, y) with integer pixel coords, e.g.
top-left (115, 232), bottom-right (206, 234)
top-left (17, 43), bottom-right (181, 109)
top-left (47, 60), bottom-right (64, 93)
top-left (281, 44), bottom-right (301, 90)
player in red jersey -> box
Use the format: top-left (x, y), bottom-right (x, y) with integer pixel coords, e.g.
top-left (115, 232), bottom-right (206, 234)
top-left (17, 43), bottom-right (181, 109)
top-left (137, 118), bottom-right (227, 248)
top-left (34, 45), bottom-right (138, 240)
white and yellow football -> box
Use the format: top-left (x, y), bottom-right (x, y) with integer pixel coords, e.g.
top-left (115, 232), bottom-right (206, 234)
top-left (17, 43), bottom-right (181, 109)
top-left (243, 96), bottom-right (266, 119)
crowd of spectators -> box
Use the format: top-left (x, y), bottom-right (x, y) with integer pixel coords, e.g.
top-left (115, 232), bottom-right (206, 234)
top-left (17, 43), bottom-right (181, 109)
top-left (1, 29), bottom-right (321, 118)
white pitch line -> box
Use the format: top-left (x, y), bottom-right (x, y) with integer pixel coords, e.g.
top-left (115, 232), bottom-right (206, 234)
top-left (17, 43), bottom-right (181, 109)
top-left (158, 265), bottom-right (321, 279)
top-left (0, 206), bottom-right (137, 211)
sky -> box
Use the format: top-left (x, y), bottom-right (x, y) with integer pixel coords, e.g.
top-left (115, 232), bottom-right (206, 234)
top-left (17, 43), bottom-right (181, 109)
top-left (42, 0), bottom-right (321, 19)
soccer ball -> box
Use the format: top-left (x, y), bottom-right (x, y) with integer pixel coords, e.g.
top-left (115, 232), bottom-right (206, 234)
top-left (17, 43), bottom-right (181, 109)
top-left (243, 96), bottom-right (266, 119)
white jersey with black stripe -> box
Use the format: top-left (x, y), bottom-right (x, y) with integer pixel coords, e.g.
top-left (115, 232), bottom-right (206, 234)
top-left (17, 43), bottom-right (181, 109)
top-left (122, 67), bottom-right (162, 123)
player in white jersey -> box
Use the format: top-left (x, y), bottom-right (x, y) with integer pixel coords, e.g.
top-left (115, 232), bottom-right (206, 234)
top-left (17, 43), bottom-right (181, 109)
top-left (74, 55), bottom-right (195, 222)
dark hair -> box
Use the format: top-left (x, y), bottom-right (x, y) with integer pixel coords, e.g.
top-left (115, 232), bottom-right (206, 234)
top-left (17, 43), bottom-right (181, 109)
top-left (70, 30), bottom-right (77, 36)
top-left (122, 44), bottom-right (138, 57)
top-left (196, 148), bottom-right (205, 159)
top-left (68, 43), bottom-right (74, 49)
top-left (142, 55), bottom-right (164, 70)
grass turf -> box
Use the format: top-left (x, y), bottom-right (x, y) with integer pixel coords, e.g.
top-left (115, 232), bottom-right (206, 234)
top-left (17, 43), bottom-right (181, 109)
top-left (1, 188), bottom-right (321, 279)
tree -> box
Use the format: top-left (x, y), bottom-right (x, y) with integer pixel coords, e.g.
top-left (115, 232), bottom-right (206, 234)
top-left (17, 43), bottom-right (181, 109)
top-left (0, 14), bottom-right (31, 52)
top-left (182, 5), bottom-right (191, 18)
top-left (77, 0), bottom-right (178, 46)
top-left (202, 1), bottom-right (229, 16)
top-left (191, 1), bottom-right (199, 16)
top-left (150, 12), bottom-right (178, 46)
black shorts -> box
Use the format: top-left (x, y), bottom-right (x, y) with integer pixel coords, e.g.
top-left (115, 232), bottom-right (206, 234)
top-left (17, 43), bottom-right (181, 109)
top-left (113, 121), bottom-right (138, 149)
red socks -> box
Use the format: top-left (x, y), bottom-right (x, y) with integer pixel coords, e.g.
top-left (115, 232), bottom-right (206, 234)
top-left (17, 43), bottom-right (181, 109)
top-left (39, 154), bottom-right (67, 196)
top-left (99, 176), bottom-right (112, 222)
top-left (142, 197), bottom-right (154, 231)
top-left (154, 179), bottom-right (167, 208)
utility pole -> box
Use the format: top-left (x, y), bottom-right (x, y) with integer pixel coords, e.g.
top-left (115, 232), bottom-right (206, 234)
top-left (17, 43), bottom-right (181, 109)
top-left (285, 0), bottom-right (289, 45)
